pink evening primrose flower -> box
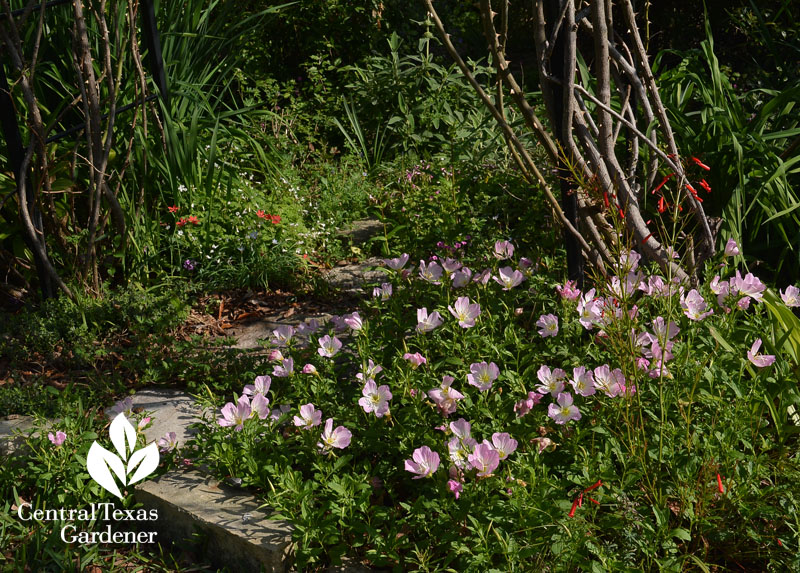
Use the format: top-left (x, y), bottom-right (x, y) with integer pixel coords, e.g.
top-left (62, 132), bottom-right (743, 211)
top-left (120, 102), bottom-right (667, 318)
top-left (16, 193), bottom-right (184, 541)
top-left (373, 283), bottom-right (393, 300)
top-left (343, 312), bottom-right (364, 331)
top-left (270, 325), bottom-right (294, 347)
top-left (267, 349), bottom-right (284, 362)
top-left (107, 396), bottom-right (134, 419)
top-left (302, 363), bottom-right (318, 375)
top-left (383, 254), bottom-right (409, 270)
top-left (473, 268), bottom-right (492, 285)
top-left (493, 240), bottom-right (515, 260)
top-left (731, 271), bottom-right (766, 302)
top-left (450, 418), bottom-right (472, 440)
top-left (270, 404), bottom-right (292, 423)
top-left (293, 403), bottom-right (323, 429)
top-left (359, 380), bottom-right (393, 417)
top-left (570, 366), bottom-right (596, 397)
top-left (514, 391), bottom-right (543, 417)
top-left (493, 266), bottom-right (525, 290)
top-left (548, 392), bottom-right (581, 425)
top-left (468, 443), bottom-right (500, 477)
top-left (317, 418), bottom-right (352, 452)
top-left (157, 431), bottom-right (177, 453)
top-left (243, 375), bottom-right (271, 397)
top-left (405, 446), bottom-right (440, 479)
top-left (536, 313), bottom-right (559, 337)
top-left (491, 433), bottom-right (518, 460)
top-left (296, 318), bottom-right (321, 336)
top-left (416, 308), bottom-right (444, 333)
top-left (441, 258), bottom-right (463, 274)
top-left (219, 395), bottom-right (251, 431)
top-left (724, 238), bottom-right (740, 257)
top-left (403, 352), bottom-right (427, 368)
top-left (592, 365), bottom-right (625, 397)
top-left (451, 267), bottom-right (472, 288)
top-left (318, 335), bottom-right (343, 358)
top-left (747, 338), bottom-right (776, 368)
top-left (556, 280), bottom-right (581, 300)
top-left (618, 249), bottom-right (642, 274)
top-left (467, 361), bottom-right (500, 392)
top-left (419, 260), bottom-right (444, 284)
top-left (536, 365), bottom-right (567, 397)
top-left (781, 285), bottom-right (800, 307)
top-left (448, 435), bottom-right (477, 470)
top-left (448, 479), bottom-right (463, 499)
top-left (651, 317), bottom-right (680, 343)
top-left (356, 359), bottom-right (383, 383)
top-left (448, 296), bottom-right (481, 328)
top-left (329, 315), bottom-right (349, 332)
top-left (428, 375), bottom-right (464, 416)
top-left (250, 394), bottom-right (270, 419)
top-left (48, 431), bottom-right (67, 447)
top-left (577, 289), bottom-right (602, 330)
top-left (680, 289), bottom-right (713, 321)
top-left (272, 357), bottom-right (294, 377)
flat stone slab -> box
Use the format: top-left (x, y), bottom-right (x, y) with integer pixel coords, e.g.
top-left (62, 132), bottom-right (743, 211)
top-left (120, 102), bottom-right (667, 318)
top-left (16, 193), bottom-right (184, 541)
top-left (0, 415), bottom-right (37, 456)
top-left (130, 389), bottom-right (204, 448)
top-left (135, 470), bottom-right (292, 572)
top-left (337, 219), bottom-right (383, 245)
top-left (325, 258), bottom-right (386, 292)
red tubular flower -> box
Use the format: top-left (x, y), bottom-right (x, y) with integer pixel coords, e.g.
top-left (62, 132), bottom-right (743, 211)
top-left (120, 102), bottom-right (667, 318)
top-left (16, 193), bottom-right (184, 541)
top-left (692, 157), bottom-right (711, 171)
top-left (699, 179), bottom-right (712, 193)
top-left (658, 197), bottom-right (667, 213)
top-left (568, 480), bottom-right (602, 517)
top-left (717, 473), bottom-right (724, 494)
top-left (651, 173), bottom-right (674, 194)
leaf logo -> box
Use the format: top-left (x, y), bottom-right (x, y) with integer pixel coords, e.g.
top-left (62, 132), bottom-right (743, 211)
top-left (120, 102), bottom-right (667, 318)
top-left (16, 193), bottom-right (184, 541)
top-left (86, 413), bottom-right (160, 499)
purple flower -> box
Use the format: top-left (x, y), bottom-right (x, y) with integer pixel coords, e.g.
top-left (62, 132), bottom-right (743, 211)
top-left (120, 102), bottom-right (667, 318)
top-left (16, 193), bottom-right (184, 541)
top-left (270, 325), bottom-right (294, 346)
top-left (428, 375), bottom-right (464, 416)
top-left (318, 335), bottom-right (343, 357)
top-left (493, 266), bottom-right (525, 290)
top-left (570, 366), bottom-right (596, 397)
top-left (157, 431), bottom-right (177, 453)
top-left (318, 418), bottom-right (352, 451)
top-left (747, 338), bottom-right (776, 368)
top-left (403, 352), bottom-right (427, 368)
top-left (358, 380), bottom-right (392, 417)
top-left (329, 315), bottom-right (349, 332)
top-left (536, 314), bottom-right (559, 337)
top-left (536, 365), bottom-right (567, 396)
top-left (467, 361), bottom-right (499, 392)
top-left (416, 308), bottom-right (444, 333)
top-left (448, 296), bottom-right (481, 328)
top-left (293, 403), bottom-right (323, 429)
top-left (273, 357), bottom-right (294, 377)
top-left (219, 395), bottom-right (251, 431)
top-left (547, 392), bottom-right (581, 425)
top-left (491, 433), bottom-right (518, 460)
top-left (448, 479), bottom-right (463, 499)
top-left (48, 431), bottom-right (67, 447)
top-left (468, 443), bottom-right (500, 477)
top-left (405, 446), bottom-right (440, 479)
top-left (514, 391), bottom-right (542, 417)
top-left (106, 396), bottom-right (134, 419)
top-left (419, 260), bottom-right (444, 284)
top-left (556, 280), bottom-right (581, 300)
top-left (243, 375), bottom-right (271, 397)
top-left (384, 254), bottom-right (410, 270)
top-left (781, 285), bottom-right (800, 307)
top-left (724, 238), bottom-right (740, 256)
top-left (493, 240), bottom-right (514, 260)
top-left (183, 259), bottom-right (196, 271)
top-left (297, 318), bottom-right (321, 335)
top-left (681, 289), bottom-right (713, 321)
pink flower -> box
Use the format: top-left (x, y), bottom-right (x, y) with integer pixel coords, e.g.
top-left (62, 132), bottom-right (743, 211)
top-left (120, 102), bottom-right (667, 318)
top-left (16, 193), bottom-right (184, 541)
top-left (219, 395), bottom-right (252, 431)
top-left (493, 240), bottom-right (515, 260)
top-left (384, 254), bottom-right (409, 270)
top-left (329, 315), bottom-right (349, 332)
top-left (428, 375), bottom-right (464, 416)
top-left (532, 437), bottom-right (554, 454)
top-left (359, 380), bottom-right (392, 417)
top-left (318, 418), bottom-right (352, 451)
top-left (270, 404), bottom-right (291, 423)
top-left (293, 403), bottom-right (323, 429)
top-left (448, 296), bottom-right (481, 328)
top-left (556, 280), bottom-right (581, 300)
top-left (651, 317), bottom-right (680, 343)
top-left (318, 335), bottom-right (343, 357)
top-left (157, 431), bottom-right (177, 453)
top-left (577, 289), bottom-right (601, 329)
top-left (403, 352), bottom-right (427, 368)
top-left (106, 396), bottom-right (134, 419)
top-left (419, 260), bottom-right (444, 284)
top-left (448, 435), bottom-right (477, 470)
top-left (243, 375), bottom-right (271, 397)
top-left (681, 289), bottom-right (713, 321)
top-left (618, 249), bottom-right (642, 273)
top-left (302, 363), bottom-right (318, 375)
top-left (272, 357), bottom-right (294, 377)
top-left (781, 285), bottom-right (800, 307)
top-left (450, 418), bottom-right (472, 440)
top-left (270, 325), bottom-right (294, 346)
top-left (405, 446), bottom-right (440, 479)
top-left (547, 392), bottom-right (581, 425)
top-left (467, 361), bottom-right (499, 392)
top-left (416, 308), bottom-right (444, 333)
top-left (473, 268), bottom-right (492, 285)
top-left (267, 349), bottom-right (284, 362)
top-left (356, 359), bottom-right (383, 383)
top-left (494, 266), bottom-right (525, 290)
top-left (536, 313), bottom-right (559, 337)
top-left (297, 319), bottom-right (321, 335)
top-left (570, 366), bottom-right (596, 397)
top-left (536, 365), bottom-right (567, 396)
top-left (451, 267), bottom-right (472, 288)
top-left (373, 283), bottom-right (393, 300)
top-left (441, 258), bottom-right (463, 274)
top-left (448, 479), bottom-right (463, 499)
top-left (468, 443), bottom-right (500, 477)
top-left (491, 433), bottom-right (518, 460)
top-left (747, 338), bottom-right (776, 368)
top-left (250, 394), bottom-right (270, 419)
top-left (731, 271), bottom-right (766, 302)
top-left (724, 238), bottom-right (740, 256)
top-left (47, 431), bottom-right (67, 447)
top-left (514, 391), bottom-right (543, 417)
top-left (343, 312), bottom-right (364, 331)
top-left (593, 365), bottom-right (624, 397)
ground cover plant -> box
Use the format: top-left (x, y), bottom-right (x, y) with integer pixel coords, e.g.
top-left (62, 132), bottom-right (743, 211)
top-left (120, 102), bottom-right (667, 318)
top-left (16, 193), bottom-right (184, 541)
top-left (187, 232), bottom-right (800, 571)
